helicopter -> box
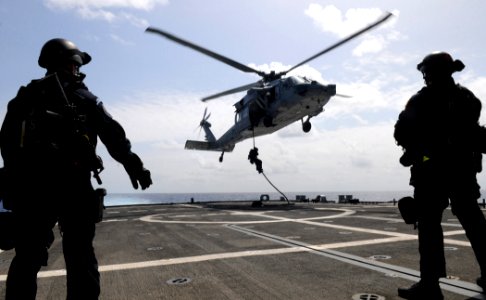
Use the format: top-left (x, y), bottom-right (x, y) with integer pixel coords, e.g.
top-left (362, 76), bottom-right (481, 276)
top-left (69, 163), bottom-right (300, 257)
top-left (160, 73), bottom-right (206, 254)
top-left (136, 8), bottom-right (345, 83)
top-left (146, 12), bottom-right (393, 162)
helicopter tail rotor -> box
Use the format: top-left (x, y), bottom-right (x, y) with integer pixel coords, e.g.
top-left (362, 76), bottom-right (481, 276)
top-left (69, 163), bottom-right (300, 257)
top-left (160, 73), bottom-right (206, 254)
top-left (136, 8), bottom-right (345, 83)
top-left (196, 108), bottom-right (217, 142)
top-left (201, 107), bottom-right (211, 125)
top-left (196, 107), bottom-right (210, 133)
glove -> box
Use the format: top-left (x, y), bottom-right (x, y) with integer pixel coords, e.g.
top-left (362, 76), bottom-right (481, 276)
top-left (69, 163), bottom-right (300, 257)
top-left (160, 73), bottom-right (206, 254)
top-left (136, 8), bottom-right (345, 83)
top-left (123, 153), bottom-right (153, 190)
top-left (130, 168), bottom-right (152, 190)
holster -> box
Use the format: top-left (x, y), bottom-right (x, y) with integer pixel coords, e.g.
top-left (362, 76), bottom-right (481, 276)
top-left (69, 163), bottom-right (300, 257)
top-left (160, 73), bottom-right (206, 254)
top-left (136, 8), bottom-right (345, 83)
top-left (398, 196), bottom-right (418, 228)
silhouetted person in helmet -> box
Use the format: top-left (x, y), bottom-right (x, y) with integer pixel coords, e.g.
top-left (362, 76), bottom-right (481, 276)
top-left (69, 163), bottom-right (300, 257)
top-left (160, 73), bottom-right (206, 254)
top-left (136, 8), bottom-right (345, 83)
top-left (394, 52), bottom-right (486, 299)
top-left (0, 38), bottom-right (152, 299)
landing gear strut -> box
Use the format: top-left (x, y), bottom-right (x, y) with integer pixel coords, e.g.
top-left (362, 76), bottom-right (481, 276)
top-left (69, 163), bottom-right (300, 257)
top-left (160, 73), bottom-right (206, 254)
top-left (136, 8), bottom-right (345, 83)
top-left (219, 151), bottom-right (225, 163)
top-left (302, 116), bottom-right (312, 133)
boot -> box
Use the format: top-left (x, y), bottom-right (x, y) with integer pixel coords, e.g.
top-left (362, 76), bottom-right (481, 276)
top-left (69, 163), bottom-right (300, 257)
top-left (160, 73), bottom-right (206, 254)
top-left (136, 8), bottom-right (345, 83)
top-left (398, 280), bottom-right (443, 299)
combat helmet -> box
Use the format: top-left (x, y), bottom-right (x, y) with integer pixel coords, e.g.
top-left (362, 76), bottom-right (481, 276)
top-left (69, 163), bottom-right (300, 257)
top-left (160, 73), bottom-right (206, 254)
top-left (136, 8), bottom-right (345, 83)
top-left (417, 52), bottom-right (465, 75)
top-left (38, 38), bottom-right (91, 70)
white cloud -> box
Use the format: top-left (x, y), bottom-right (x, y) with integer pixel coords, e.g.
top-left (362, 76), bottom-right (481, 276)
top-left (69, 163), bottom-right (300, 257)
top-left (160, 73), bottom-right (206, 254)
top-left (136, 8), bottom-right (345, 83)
top-left (44, 0), bottom-right (167, 26)
top-left (305, 4), bottom-right (383, 38)
top-left (304, 4), bottom-right (402, 57)
top-left (352, 34), bottom-right (385, 57)
top-left (44, 0), bottom-right (168, 11)
top-left (105, 89), bottom-right (239, 146)
top-left (119, 12), bottom-right (149, 27)
top-left (110, 33), bottom-right (135, 45)
top-left (77, 6), bottom-right (116, 22)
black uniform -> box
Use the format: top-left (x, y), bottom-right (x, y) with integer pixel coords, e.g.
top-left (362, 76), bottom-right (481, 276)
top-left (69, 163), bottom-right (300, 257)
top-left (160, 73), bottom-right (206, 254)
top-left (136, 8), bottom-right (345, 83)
top-left (0, 72), bottom-right (149, 299)
top-left (394, 79), bottom-right (486, 283)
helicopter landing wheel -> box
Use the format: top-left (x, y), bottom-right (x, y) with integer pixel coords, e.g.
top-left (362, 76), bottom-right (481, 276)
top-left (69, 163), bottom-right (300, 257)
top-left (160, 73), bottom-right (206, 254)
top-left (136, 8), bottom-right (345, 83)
top-left (302, 121), bottom-right (312, 133)
top-left (219, 151), bottom-right (225, 163)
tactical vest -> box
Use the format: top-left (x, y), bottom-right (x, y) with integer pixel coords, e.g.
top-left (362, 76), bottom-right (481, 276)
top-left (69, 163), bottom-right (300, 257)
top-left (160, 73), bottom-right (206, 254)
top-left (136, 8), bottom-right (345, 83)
top-left (8, 74), bottom-right (100, 172)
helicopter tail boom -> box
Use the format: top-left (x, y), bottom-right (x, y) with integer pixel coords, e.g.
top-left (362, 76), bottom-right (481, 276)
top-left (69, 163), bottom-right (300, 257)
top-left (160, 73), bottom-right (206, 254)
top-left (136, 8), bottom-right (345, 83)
top-left (185, 140), bottom-right (235, 152)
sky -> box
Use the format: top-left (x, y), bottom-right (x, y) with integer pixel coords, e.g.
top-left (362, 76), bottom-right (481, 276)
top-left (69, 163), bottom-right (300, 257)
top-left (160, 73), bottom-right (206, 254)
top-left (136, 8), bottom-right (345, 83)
top-left (2, 1), bottom-right (486, 195)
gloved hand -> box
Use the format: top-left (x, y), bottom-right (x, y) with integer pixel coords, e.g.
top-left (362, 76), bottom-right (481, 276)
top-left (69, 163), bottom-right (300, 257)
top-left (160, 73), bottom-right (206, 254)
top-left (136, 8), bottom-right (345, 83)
top-left (123, 153), bottom-right (153, 190)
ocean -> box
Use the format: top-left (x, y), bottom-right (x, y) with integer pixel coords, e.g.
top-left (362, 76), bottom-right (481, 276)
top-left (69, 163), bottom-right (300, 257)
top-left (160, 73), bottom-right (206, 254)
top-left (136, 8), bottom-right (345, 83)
top-left (104, 191), bottom-right (415, 207)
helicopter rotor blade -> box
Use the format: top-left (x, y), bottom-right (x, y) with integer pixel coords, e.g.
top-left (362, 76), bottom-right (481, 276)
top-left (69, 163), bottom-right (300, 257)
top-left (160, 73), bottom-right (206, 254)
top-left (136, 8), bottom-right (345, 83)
top-left (282, 12), bottom-right (394, 76)
top-left (202, 107), bottom-right (208, 120)
top-left (201, 80), bottom-right (263, 102)
top-left (146, 27), bottom-right (265, 76)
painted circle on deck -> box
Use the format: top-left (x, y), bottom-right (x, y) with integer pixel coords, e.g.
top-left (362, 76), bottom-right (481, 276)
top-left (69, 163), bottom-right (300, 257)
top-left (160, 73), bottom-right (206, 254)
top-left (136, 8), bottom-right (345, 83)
top-left (140, 208), bottom-right (355, 224)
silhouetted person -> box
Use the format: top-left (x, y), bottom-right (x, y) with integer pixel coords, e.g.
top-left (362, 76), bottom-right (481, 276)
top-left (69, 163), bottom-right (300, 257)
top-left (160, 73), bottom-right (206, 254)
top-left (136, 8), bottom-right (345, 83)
top-left (394, 52), bottom-right (486, 299)
top-left (0, 38), bottom-right (152, 299)
top-left (248, 147), bottom-right (263, 173)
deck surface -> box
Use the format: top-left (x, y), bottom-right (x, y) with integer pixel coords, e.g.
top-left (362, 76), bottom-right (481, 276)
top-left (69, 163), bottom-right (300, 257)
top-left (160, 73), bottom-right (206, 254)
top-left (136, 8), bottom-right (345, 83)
top-left (0, 201), bottom-right (485, 299)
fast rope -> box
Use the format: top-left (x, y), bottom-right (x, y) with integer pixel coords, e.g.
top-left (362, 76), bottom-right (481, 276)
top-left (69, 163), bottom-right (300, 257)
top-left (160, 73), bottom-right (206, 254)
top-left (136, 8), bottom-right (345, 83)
top-left (248, 130), bottom-right (290, 204)
top-left (261, 171), bottom-right (289, 204)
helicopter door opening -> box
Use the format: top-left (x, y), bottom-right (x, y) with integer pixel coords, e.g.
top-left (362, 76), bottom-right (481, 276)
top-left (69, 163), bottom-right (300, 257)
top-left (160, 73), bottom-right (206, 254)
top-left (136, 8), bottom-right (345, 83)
top-left (248, 87), bottom-right (276, 128)
top-left (234, 98), bottom-right (247, 124)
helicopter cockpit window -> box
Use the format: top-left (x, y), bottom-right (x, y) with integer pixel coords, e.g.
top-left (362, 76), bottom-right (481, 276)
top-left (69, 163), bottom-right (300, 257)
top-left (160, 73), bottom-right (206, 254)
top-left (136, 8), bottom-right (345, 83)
top-left (283, 77), bottom-right (314, 90)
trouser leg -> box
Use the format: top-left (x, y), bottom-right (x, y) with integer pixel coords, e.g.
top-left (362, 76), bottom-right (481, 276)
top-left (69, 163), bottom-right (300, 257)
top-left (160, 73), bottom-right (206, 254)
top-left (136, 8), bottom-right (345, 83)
top-left (6, 213), bottom-right (55, 300)
top-left (398, 187), bottom-right (446, 300)
top-left (417, 210), bottom-right (446, 280)
top-left (453, 203), bottom-right (486, 276)
top-left (414, 185), bottom-right (448, 281)
top-left (6, 254), bottom-right (42, 300)
top-left (62, 221), bottom-right (100, 300)
top-left (450, 177), bottom-right (486, 277)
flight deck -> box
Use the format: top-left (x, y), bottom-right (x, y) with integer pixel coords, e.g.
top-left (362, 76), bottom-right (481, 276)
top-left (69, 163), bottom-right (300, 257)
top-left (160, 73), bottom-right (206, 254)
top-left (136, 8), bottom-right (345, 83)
top-left (0, 201), bottom-right (484, 299)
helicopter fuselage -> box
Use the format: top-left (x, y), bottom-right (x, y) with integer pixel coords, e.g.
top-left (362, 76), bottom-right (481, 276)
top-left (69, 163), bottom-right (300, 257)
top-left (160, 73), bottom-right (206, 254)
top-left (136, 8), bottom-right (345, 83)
top-left (185, 76), bottom-right (336, 152)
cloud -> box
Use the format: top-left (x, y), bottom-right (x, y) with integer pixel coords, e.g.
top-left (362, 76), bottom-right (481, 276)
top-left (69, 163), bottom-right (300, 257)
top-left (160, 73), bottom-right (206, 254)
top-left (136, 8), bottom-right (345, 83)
top-left (305, 4), bottom-right (383, 38)
top-left (105, 89), bottom-right (239, 145)
top-left (304, 4), bottom-right (402, 57)
top-left (44, 0), bottom-right (168, 26)
top-left (76, 6), bottom-right (116, 22)
top-left (44, 0), bottom-right (168, 11)
top-left (110, 33), bottom-right (135, 45)
top-left (352, 34), bottom-right (385, 56)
